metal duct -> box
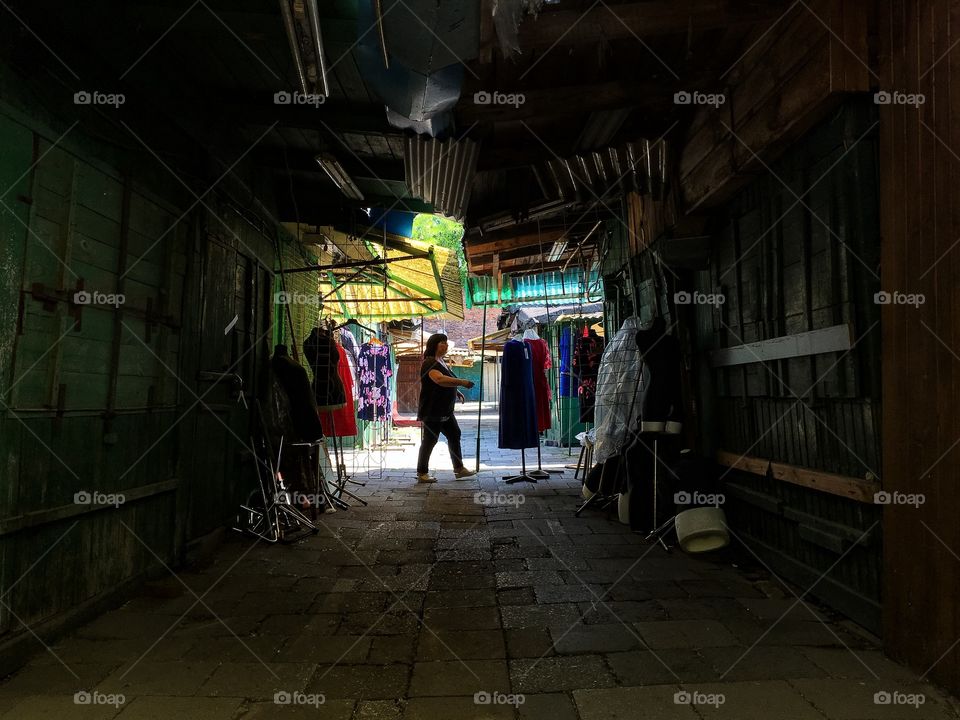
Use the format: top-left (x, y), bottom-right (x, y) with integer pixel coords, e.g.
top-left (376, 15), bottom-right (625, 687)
top-left (404, 135), bottom-right (479, 222)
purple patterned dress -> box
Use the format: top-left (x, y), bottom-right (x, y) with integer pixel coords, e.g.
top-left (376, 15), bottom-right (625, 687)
top-left (356, 342), bottom-right (393, 421)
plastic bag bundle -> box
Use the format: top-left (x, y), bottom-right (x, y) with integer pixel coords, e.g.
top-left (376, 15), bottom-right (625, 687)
top-left (592, 316), bottom-right (643, 464)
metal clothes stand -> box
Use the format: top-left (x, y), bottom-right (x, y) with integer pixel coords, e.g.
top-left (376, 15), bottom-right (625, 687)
top-left (529, 440), bottom-right (564, 479)
top-left (503, 447), bottom-right (538, 484)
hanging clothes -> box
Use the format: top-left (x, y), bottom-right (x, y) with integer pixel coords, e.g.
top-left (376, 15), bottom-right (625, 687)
top-left (498, 339), bottom-right (539, 449)
top-left (524, 337), bottom-right (552, 432)
top-left (339, 328), bottom-right (360, 400)
top-left (559, 327), bottom-right (575, 398)
top-left (320, 342), bottom-right (358, 437)
top-left (303, 328), bottom-right (346, 410)
top-left (573, 328), bottom-right (606, 423)
top-left (357, 342), bottom-right (393, 421)
top-left (270, 344), bottom-right (323, 442)
top-left (592, 317), bottom-right (643, 465)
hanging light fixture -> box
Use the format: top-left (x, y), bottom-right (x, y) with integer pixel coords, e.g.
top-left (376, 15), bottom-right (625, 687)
top-left (315, 154), bottom-right (364, 201)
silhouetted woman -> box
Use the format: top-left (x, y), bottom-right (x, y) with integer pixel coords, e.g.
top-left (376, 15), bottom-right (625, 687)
top-left (416, 333), bottom-right (476, 483)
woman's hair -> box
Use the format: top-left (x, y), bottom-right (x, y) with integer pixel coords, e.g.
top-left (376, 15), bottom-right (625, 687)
top-left (424, 333), bottom-right (448, 358)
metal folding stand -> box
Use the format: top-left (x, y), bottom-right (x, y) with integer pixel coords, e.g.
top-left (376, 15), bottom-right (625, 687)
top-left (644, 514), bottom-right (675, 551)
top-left (290, 438), bottom-right (349, 512)
top-left (575, 459), bottom-right (618, 516)
top-left (324, 411), bottom-right (368, 506)
top-left (234, 434), bottom-right (322, 542)
top-left (503, 448), bottom-right (538, 484)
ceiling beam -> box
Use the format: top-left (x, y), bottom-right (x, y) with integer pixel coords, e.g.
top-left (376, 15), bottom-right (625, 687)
top-left (466, 228), bottom-right (569, 257)
top-left (516, 0), bottom-right (788, 51)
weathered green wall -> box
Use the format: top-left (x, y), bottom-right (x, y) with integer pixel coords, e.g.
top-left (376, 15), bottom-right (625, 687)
top-left (0, 60), bottom-right (284, 663)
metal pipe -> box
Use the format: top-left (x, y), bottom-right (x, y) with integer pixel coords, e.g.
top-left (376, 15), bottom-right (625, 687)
top-left (475, 275), bottom-right (489, 474)
top-left (374, 0), bottom-right (390, 68)
top-left (304, 0), bottom-right (330, 97)
top-left (276, 251), bottom-right (432, 274)
top-left (561, 221), bottom-right (603, 273)
top-left (278, 0), bottom-right (309, 95)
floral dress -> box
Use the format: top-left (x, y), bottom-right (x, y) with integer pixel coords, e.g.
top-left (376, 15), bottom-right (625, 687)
top-left (357, 342), bottom-right (393, 421)
top-left (573, 330), bottom-right (605, 423)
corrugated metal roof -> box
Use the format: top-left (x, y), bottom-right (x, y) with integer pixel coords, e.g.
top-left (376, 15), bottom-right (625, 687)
top-left (404, 135), bottom-right (479, 221)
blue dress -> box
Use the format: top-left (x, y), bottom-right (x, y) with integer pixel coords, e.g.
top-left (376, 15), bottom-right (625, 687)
top-left (498, 339), bottom-right (540, 449)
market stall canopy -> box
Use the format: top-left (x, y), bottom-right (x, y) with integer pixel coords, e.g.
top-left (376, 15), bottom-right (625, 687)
top-left (285, 225), bottom-right (465, 322)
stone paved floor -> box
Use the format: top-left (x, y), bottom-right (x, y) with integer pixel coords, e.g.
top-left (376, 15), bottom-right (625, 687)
top-left (1, 417), bottom-right (958, 719)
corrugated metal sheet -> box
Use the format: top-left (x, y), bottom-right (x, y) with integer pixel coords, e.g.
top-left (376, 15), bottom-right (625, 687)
top-left (404, 135), bottom-right (479, 221)
top-left (539, 138), bottom-right (670, 202)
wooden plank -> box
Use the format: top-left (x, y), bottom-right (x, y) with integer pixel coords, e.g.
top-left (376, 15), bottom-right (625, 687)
top-left (710, 323), bottom-right (852, 367)
top-left (717, 449), bottom-right (879, 502)
top-left (716, 449), bottom-right (769, 476)
top-left (466, 228), bottom-right (567, 256)
top-left (0, 479), bottom-right (180, 536)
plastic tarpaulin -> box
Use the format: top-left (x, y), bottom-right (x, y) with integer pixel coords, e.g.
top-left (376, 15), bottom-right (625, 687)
top-left (592, 316), bottom-right (643, 464)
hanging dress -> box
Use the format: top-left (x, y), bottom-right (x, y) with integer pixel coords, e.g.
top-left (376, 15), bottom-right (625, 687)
top-left (573, 329), bottom-right (605, 423)
top-left (303, 328), bottom-right (346, 410)
top-left (357, 342), bottom-right (393, 421)
top-left (524, 337), bottom-right (552, 432)
top-left (320, 343), bottom-right (358, 437)
top-left (559, 327), bottom-right (575, 398)
top-left (498, 339), bottom-right (540, 449)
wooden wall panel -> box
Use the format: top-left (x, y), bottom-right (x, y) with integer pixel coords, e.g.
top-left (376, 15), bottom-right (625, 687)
top-left (880, 0), bottom-right (960, 695)
top-left (679, 0), bottom-right (872, 211)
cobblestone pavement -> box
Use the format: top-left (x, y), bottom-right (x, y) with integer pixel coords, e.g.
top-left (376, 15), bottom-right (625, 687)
top-left (1, 418), bottom-right (958, 719)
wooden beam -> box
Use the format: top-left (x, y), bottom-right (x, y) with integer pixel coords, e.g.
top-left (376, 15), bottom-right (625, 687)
top-left (466, 228), bottom-right (567, 256)
top-left (716, 451), bottom-right (880, 503)
top-left (517, 1), bottom-right (789, 51)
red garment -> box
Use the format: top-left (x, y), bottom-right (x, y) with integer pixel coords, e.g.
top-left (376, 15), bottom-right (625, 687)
top-left (524, 337), bottom-right (552, 431)
top-left (320, 344), bottom-right (358, 437)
